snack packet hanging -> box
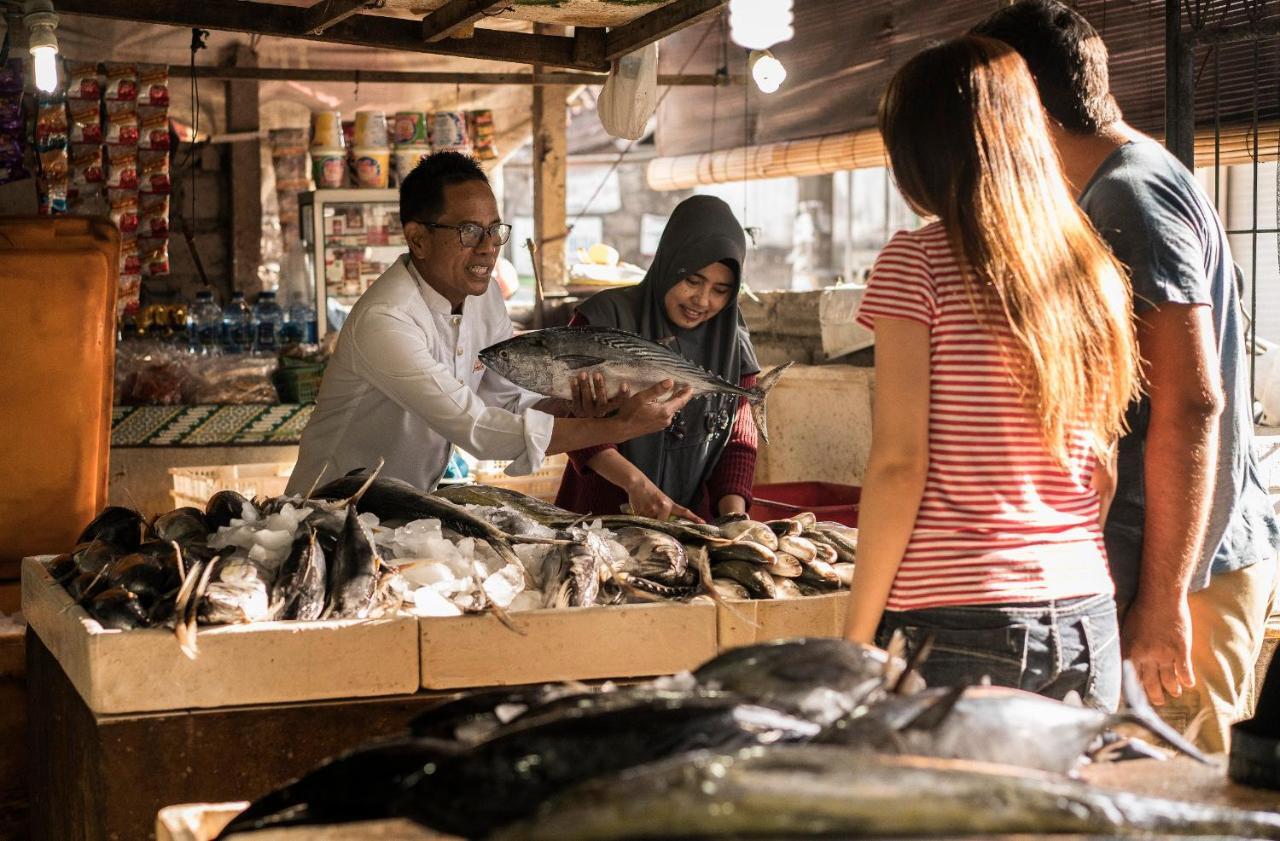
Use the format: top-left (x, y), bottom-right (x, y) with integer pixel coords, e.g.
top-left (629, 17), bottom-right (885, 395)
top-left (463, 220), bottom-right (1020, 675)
top-left (68, 97), bottom-right (103, 143)
top-left (109, 188), bottom-right (140, 234)
top-left (140, 192), bottom-right (169, 237)
top-left (65, 61), bottom-right (102, 100)
top-left (107, 145), bottom-right (138, 189)
top-left (138, 149), bottom-right (170, 193)
top-left (106, 100), bottom-right (139, 145)
top-left (140, 237), bottom-right (170, 277)
top-left (69, 143), bottom-right (104, 185)
top-left (137, 65), bottom-right (169, 107)
top-left (104, 63), bottom-right (138, 101)
top-left (138, 106), bottom-right (169, 150)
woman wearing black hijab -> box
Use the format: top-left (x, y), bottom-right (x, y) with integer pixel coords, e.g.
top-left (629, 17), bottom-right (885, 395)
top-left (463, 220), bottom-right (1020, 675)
top-left (554, 195), bottom-right (761, 522)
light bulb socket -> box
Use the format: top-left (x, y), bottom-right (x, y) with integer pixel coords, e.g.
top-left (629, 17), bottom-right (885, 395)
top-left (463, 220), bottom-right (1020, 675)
top-left (25, 9), bottom-right (59, 52)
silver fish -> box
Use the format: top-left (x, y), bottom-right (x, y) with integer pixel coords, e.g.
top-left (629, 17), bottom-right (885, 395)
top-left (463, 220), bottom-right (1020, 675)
top-left (611, 527), bottom-right (688, 583)
top-left (495, 747), bottom-right (1280, 841)
top-left (479, 326), bottom-right (793, 443)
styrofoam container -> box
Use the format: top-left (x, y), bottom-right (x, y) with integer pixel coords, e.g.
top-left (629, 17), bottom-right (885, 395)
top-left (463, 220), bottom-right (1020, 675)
top-left (312, 148), bottom-right (347, 188)
top-left (393, 111), bottom-right (428, 145)
top-left (392, 146), bottom-right (430, 182)
top-left (353, 110), bottom-right (389, 147)
top-left (310, 110), bottom-right (343, 148)
top-left (431, 111), bottom-right (468, 148)
top-left (22, 556), bottom-right (420, 715)
top-left (353, 146), bottom-right (390, 188)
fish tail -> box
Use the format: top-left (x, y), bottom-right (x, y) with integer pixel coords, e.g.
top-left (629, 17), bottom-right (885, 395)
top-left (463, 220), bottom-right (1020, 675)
top-left (1111, 660), bottom-right (1212, 764)
top-left (746, 361), bottom-right (794, 445)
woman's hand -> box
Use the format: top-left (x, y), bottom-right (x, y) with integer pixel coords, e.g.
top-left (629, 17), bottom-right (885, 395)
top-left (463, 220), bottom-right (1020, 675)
top-left (625, 473), bottom-right (704, 523)
top-left (718, 494), bottom-right (748, 516)
top-left (569, 372), bottom-right (626, 418)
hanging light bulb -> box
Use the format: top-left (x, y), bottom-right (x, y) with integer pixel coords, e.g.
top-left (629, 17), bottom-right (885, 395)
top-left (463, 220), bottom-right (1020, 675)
top-left (729, 0), bottom-right (794, 51)
top-left (24, 1), bottom-right (60, 94)
top-left (750, 50), bottom-right (787, 94)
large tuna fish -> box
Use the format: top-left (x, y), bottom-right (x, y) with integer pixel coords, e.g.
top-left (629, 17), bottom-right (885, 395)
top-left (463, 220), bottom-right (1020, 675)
top-left (479, 326), bottom-right (793, 442)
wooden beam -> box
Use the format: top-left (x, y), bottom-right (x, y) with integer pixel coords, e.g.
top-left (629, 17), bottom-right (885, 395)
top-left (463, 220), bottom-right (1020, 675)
top-left (168, 64), bottom-right (743, 86)
top-left (55, 0), bottom-right (610, 71)
top-left (572, 27), bottom-right (607, 70)
top-left (300, 0), bottom-right (377, 35)
top-left (605, 0), bottom-right (727, 61)
top-left (421, 0), bottom-right (503, 43)
top-left (532, 23), bottom-right (569, 296)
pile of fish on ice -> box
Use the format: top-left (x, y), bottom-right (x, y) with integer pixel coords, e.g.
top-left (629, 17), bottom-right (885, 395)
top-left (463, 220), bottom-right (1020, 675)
top-left (47, 466), bottom-right (856, 653)
top-left (214, 637), bottom-right (1274, 840)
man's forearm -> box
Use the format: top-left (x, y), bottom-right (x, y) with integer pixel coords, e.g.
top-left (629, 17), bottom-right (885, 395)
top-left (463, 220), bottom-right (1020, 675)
top-left (1138, 409), bottom-right (1219, 602)
top-left (547, 417), bottom-right (629, 456)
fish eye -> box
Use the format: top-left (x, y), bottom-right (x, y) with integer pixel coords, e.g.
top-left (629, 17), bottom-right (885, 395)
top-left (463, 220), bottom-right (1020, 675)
top-left (499, 350), bottom-right (508, 359)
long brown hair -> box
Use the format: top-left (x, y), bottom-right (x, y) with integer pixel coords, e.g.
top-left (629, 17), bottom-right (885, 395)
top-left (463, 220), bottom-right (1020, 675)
top-left (879, 35), bottom-right (1140, 464)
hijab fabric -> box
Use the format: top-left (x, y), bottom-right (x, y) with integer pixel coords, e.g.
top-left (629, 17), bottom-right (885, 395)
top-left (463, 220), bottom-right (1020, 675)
top-left (575, 195), bottom-right (759, 508)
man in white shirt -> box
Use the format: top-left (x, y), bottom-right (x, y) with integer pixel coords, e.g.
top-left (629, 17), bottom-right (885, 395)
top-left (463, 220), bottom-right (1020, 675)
top-left (287, 152), bottom-right (689, 493)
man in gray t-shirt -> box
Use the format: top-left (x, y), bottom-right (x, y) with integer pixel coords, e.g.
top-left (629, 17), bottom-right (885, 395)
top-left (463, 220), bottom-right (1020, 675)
top-left (975, 0), bottom-right (1279, 752)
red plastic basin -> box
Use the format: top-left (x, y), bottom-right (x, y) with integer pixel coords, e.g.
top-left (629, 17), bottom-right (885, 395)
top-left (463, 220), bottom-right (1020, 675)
top-left (749, 482), bottom-right (861, 527)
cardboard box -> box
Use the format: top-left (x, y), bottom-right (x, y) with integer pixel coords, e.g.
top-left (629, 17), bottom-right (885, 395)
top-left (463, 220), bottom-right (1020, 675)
top-left (716, 592), bottom-right (849, 651)
top-left (419, 601), bottom-right (718, 690)
top-left (22, 556), bottom-right (420, 715)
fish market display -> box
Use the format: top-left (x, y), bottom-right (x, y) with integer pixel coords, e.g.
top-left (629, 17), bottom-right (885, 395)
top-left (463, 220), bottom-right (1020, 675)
top-left (218, 637), bottom-right (1228, 840)
top-left (48, 476), bottom-right (855, 655)
top-left (479, 326), bottom-right (794, 442)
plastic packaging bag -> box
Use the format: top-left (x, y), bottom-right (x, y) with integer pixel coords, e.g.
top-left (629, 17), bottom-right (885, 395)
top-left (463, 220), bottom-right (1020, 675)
top-left (597, 42), bottom-right (659, 140)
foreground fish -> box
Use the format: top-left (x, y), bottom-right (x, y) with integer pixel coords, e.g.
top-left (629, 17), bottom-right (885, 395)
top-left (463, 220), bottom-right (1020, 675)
top-left (322, 506), bottom-right (380, 619)
top-left (495, 746), bottom-right (1280, 840)
top-left (479, 326), bottom-right (793, 443)
top-left (395, 695), bottom-right (819, 838)
top-left (819, 662), bottom-right (1211, 773)
top-left (695, 638), bottom-right (915, 726)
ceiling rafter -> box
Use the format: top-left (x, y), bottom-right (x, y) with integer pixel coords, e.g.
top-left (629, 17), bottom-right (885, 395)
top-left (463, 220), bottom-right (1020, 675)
top-left (604, 0), bottom-right (727, 62)
top-left (420, 0), bottom-right (505, 43)
top-left (300, 0), bottom-right (379, 35)
top-left (54, 0), bottom-right (609, 71)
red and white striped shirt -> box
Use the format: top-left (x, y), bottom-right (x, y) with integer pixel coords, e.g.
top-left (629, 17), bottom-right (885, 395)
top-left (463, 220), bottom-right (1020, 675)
top-left (856, 222), bottom-right (1114, 612)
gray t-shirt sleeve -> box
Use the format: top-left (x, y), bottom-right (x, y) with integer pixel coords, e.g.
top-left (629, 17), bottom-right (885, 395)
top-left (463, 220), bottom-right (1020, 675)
top-left (1083, 174), bottom-right (1213, 313)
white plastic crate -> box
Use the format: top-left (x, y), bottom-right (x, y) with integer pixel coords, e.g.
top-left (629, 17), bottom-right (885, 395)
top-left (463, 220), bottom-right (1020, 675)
top-left (168, 462), bottom-right (295, 509)
top-left (471, 453), bottom-right (568, 502)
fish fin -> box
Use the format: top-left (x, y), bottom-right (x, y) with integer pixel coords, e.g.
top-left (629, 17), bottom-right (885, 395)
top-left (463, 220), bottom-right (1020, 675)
top-left (900, 685), bottom-right (965, 731)
top-left (304, 462), bottom-right (332, 499)
top-left (1183, 707), bottom-right (1212, 747)
top-left (1111, 659), bottom-right (1212, 765)
top-left (656, 336), bottom-right (678, 349)
top-left (746, 361), bottom-right (794, 445)
top-left (341, 458), bottom-right (385, 508)
top-left (891, 631), bottom-right (935, 695)
top-left (688, 545), bottom-right (759, 629)
top-left (556, 354), bottom-right (606, 370)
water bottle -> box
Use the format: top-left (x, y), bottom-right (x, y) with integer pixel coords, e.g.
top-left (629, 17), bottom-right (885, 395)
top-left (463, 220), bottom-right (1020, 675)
top-left (281, 292), bottom-right (306, 345)
top-left (253, 290), bottom-right (284, 353)
top-left (192, 290), bottom-right (222, 355)
top-left (222, 290), bottom-right (252, 353)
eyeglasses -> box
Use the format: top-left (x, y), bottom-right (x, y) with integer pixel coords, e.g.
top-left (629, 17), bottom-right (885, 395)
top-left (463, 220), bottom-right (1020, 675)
top-left (420, 221), bottom-right (513, 248)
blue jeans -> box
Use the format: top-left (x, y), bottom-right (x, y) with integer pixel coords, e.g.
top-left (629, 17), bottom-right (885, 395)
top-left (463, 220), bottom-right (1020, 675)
top-left (875, 593), bottom-right (1122, 712)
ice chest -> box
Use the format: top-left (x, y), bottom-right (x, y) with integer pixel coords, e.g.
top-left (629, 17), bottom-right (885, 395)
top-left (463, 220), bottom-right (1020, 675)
top-left (716, 592), bottom-right (849, 651)
top-left (419, 601), bottom-right (718, 690)
top-left (750, 482), bottom-right (861, 527)
top-left (22, 556), bottom-right (420, 715)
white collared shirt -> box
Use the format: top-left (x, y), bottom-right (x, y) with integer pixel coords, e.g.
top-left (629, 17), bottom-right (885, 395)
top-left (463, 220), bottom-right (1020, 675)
top-left (286, 254), bottom-right (552, 494)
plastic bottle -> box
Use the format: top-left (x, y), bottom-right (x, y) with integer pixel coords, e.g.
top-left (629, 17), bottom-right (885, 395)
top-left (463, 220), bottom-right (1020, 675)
top-left (221, 290), bottom-right (252, 354)
top-left (281, 292), bottom-right (306, 345)
top-left (253, 290), bottom-right (284, 353)
top-left (192, 290), bottom-right (222, 355)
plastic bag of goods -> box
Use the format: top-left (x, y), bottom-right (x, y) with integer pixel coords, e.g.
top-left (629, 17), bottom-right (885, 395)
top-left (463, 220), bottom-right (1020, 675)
top-left (598, 42), bottom-right (658, 140)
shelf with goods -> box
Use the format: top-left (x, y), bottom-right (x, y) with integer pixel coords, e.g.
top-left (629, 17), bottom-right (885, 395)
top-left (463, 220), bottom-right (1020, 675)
top-left (299, 188), bottom-right (405, 337)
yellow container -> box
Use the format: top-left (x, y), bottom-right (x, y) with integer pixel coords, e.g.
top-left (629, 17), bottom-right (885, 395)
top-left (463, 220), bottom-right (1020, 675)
top-left (310, 110), bottom-right (343, 148)
top-left (353, 110), bottom-right (389, 147)
top-left (353, 146), bottom-right (390, 188)
top-left (393, 145), bottom-right (430, 182)
top-left (392, 111), bottom-right (428, 145)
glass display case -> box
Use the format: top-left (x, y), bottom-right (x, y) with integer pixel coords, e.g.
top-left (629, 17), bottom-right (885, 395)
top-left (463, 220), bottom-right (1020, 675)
top-left (299, 189), bottom-right (405, 336)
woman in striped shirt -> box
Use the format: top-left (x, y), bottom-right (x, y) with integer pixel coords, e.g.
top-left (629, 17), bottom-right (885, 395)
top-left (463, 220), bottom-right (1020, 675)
top-left (843, 36), bottom-right (1142, 710)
